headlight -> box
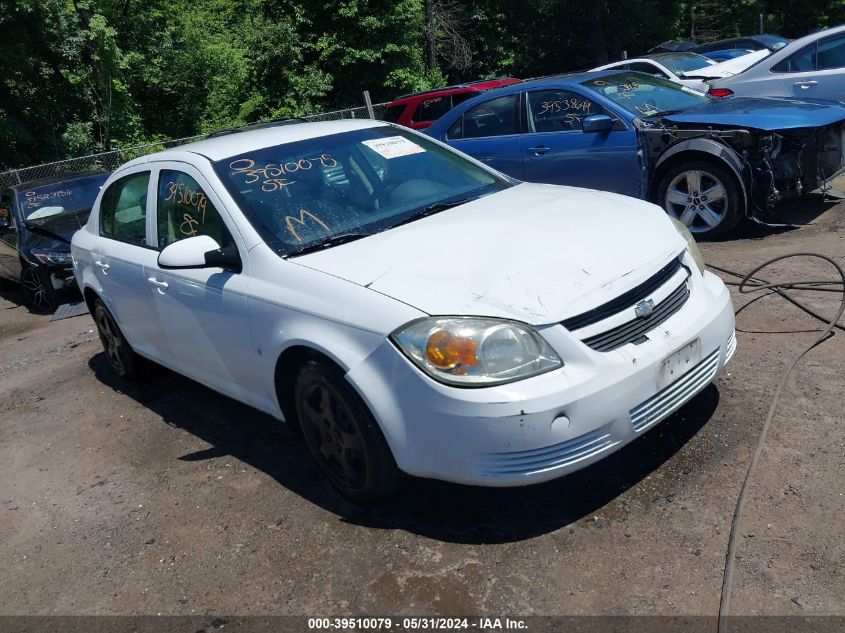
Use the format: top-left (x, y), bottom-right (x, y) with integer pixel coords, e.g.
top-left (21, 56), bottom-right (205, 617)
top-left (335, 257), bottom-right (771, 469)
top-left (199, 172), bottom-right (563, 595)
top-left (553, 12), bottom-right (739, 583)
top-left (391, 317), bottom-right (562, 387)
top-left (668, 217), bottom-right (706, 274)
top-left (29, 249), bottom-right (72, 265)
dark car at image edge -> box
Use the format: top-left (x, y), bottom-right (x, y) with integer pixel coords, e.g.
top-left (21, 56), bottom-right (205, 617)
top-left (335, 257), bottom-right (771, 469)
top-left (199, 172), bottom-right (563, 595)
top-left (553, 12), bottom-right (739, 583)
top-left (0, 171), bottom-right (110, 312)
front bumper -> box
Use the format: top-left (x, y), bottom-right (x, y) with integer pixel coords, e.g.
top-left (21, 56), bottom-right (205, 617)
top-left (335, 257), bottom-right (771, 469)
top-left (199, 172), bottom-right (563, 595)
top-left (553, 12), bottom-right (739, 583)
top-left (347, 269), bottom-right (735, 487)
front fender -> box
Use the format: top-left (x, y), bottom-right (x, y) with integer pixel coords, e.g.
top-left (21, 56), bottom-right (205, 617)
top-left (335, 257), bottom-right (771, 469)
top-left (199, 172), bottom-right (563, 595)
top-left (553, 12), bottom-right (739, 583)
top-left (654, 138), bottom-right (749, 215)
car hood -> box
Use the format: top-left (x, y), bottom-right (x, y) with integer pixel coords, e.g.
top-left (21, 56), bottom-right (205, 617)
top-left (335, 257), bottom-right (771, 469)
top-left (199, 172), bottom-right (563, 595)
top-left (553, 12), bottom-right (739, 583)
top-left (23, 210), bottom-right (89, 247)
top-left (663, 97), bottom-right (845, 130)
top-left (294, 183), bottom-right (685, 325)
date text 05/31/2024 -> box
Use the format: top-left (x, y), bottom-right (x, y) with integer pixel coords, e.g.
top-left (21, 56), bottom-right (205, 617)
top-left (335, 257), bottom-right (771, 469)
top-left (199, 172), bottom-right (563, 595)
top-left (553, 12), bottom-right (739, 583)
top-left (307, 617), bottom-right (528, 630)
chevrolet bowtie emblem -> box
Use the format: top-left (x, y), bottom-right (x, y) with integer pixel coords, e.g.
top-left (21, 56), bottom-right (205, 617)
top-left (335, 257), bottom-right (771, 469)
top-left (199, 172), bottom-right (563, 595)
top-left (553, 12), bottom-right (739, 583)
top-left (634, 298), bottom-right (655, 318)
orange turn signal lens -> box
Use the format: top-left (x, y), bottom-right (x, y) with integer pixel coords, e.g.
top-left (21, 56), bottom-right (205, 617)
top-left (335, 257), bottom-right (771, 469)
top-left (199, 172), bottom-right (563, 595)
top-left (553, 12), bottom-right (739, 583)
top-left (425, 329), bottom-right (478, 370)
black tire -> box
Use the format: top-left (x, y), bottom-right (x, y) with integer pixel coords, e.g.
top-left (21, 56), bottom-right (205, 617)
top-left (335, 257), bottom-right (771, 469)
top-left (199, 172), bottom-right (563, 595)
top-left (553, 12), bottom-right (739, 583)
top-left (657, 160), bottom-right (742, 240)
top-left (294, 359), bottom-right (400, 503)
top-left (93, 299), bottom-right (139, 380)
top-left (20, 265), bottom-right (60, 314)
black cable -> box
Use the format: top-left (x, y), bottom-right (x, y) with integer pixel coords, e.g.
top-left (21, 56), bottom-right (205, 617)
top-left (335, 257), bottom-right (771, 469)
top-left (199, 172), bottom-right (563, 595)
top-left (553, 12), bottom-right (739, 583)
top-left (710, 254), bottom-right (845, 633)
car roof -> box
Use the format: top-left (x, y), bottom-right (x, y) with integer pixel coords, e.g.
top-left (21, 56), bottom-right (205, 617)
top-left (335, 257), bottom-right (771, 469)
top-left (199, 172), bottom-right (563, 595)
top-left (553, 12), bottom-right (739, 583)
top-left (390, 78), bottom-right (520, 103)
top-left (520, 69), bottom-right (632, 88)
top-left (8, 170), bottom-right (110, 192)
top-left (119, 119), bottom-right (388, 166)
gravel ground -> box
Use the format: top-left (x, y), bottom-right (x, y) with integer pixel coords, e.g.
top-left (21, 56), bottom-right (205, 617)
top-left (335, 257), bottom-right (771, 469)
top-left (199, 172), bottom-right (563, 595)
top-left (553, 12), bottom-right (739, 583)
top-left (0, 193), bottom-right (843, 619)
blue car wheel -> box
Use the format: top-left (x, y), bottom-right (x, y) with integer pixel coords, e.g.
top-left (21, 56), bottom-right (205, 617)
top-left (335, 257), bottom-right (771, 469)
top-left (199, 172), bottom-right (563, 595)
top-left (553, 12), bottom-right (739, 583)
top-left (657, 161), bottom-right (741, 239)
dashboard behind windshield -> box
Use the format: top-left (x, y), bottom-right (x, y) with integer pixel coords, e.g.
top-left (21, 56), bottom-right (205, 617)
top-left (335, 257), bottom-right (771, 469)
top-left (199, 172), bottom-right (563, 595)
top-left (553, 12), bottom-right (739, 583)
top-left (213, 126), bottom-right (511, 256)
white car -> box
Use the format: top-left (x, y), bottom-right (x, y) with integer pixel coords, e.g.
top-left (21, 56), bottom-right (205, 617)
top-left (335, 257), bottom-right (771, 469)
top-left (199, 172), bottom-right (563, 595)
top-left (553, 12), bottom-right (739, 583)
top-left (592, 52), bottom-right (722, 93)
top-left (707, 25), bottom-right (845, 102)
top-left (684, 49), bottom-right (771, 80)
top-left (71, 119), bottom-right (736, 502)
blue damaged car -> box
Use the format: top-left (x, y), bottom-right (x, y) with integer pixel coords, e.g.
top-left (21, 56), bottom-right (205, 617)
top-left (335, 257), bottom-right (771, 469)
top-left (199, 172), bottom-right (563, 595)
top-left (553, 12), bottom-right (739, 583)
top-left (424, 71), bottom-right (845, 238)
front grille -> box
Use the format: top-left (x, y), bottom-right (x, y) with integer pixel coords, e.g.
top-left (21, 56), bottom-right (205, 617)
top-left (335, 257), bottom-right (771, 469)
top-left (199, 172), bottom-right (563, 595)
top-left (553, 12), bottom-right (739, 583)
top-left (580, 280), bottom-right (690, 352)
top-left (630, 348), bottom-right (720, 432)
top-left (561, 257), bottom-right (683, 331)
top-left (476, 426), bottom-right (616, 477)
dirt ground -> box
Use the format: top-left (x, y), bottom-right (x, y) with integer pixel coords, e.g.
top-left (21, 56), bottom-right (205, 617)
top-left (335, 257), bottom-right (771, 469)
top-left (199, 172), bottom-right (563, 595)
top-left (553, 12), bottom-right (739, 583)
top-left (1, 191), bottom-right (843, 619)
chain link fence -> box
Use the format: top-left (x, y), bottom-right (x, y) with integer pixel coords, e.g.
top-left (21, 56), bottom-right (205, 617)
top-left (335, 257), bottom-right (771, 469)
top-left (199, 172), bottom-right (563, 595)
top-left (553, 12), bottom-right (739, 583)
top-left (0, 102), bottom-right (387, 190)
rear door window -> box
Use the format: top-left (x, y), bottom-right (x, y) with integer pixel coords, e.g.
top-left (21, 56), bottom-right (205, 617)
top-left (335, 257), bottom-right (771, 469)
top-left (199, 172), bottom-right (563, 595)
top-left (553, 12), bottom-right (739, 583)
top-left (773, 44), bottom-right (817, 72)
top-left (817, 34), bottom-right (845, 70)
top-left (99, 172), bottom-right (150, 247)
top-left (412, 96), bottom-right (453, 123)
top-left (381, 105), bottom-right (405, 123)
top-left (447, 94), bottom-right (519, 140)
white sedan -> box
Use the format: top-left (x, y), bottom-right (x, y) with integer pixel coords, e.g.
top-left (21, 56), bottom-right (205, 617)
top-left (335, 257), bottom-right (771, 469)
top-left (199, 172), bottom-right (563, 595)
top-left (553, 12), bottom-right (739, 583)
top-left (71, 119), bottom-right (736, 502)
top-left (707, 25), bottom-right (845, 101)
top-left (592, 52), bottom-right (723, 93)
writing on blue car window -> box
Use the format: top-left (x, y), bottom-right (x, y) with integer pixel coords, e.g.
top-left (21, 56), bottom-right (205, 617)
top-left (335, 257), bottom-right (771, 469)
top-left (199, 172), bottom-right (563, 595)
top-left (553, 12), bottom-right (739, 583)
top-left (527, 90), bottom-right (603, 133)
top-left (582, 73), bottom-right (711, 118)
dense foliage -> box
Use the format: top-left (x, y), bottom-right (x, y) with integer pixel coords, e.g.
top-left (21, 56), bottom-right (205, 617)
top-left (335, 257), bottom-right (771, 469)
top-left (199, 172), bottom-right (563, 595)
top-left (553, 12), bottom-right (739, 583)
top-left (1, 0), bottom-right (842, 168)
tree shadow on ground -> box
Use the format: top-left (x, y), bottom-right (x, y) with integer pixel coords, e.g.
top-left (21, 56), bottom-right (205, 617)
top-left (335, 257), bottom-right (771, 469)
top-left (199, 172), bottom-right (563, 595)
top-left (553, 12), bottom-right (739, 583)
top-left (89, 352), bottom-right (720, 544)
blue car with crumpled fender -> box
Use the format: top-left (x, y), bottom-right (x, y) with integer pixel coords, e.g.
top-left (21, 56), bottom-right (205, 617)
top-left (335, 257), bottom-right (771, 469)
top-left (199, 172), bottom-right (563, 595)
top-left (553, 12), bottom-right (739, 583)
top-left (424, 70), bottom-right (845, 238)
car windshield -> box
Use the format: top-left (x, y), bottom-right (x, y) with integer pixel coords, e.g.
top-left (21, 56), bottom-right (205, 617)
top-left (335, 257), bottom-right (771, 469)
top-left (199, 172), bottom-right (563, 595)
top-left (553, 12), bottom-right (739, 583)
top-left (582, 73), bottom-right (712, 117)
top-left (18, 174), bottom-right (109, 222)
top-left (648, 53), bottom-right (714, 74)
top-left (213, 126), bottom-right (511, 256)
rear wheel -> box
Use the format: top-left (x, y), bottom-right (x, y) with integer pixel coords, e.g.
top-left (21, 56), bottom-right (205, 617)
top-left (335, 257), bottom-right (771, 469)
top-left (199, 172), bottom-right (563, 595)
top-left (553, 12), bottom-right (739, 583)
top-left (657, 161), bottom-right (742, 239)
top-left (93, 299), bottom-right (139, 380)
top-left (294, 359), bottom-right (400, 503)
top-left (21, 265), bottom-right (59, 314)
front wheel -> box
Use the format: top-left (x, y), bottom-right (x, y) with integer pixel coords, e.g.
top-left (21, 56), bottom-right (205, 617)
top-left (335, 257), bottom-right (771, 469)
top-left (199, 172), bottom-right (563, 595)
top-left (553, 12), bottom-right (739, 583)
top-left (21, 265), bottom-right (60, 314)
top-left (93, 299), bottom-right (139, 380)
top-left (294, 359), bottom-right (400, 503)
top-left (657, 161), bottom-right (742, 239)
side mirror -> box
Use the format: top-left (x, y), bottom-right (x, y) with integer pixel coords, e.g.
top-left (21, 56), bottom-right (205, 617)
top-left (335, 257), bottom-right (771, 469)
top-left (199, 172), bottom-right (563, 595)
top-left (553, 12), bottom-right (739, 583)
top-left (158, 235), bottom-right (242, 273)
top-left (582, 114), bottom-right (615, 133)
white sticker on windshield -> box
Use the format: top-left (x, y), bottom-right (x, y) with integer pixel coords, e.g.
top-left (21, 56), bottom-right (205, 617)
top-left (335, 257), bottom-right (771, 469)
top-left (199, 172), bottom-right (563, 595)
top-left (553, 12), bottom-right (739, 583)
top-left (361, 136), bottom-right (426, 159)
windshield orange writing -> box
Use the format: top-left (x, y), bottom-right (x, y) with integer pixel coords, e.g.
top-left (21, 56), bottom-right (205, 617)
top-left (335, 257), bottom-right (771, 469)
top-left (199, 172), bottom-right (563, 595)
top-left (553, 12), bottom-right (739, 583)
top-left (285, 209), bottom-right (330, 242)
top-left (229, 154), bottom-right (338, 190)
top-left (165, 181), bottom-right (208, 220)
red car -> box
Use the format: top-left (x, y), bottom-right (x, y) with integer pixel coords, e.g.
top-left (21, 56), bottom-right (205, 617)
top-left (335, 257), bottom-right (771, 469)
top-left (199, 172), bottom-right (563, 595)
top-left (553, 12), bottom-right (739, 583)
top-left (382, 77), bottom-right (522, 130)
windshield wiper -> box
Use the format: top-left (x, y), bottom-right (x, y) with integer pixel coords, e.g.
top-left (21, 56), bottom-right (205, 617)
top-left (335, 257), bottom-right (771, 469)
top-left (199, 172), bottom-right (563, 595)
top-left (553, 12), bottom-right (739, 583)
top-left (285, 232), bottom-right (373, 257)
top-left (393, 197), bottom-right (477, 228)
top-left (23, 221), bottom-right (71, 243)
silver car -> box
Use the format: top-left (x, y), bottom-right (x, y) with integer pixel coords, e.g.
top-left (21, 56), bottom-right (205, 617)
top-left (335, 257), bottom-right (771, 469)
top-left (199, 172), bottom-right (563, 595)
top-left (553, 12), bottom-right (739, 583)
top-left (707, 25), bottom-right (845, 103)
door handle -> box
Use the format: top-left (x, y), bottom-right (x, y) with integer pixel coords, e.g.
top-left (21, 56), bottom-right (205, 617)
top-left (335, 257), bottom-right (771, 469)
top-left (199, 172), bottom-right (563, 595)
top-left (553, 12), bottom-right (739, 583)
top-left (794, 80), bottom-right (818, 88)
top-left (94, 260), bottom-right (110, 273)
top-left (147, 277), bottom-right (169, 290)
top-left (526, 145), bottom-right (550, 155)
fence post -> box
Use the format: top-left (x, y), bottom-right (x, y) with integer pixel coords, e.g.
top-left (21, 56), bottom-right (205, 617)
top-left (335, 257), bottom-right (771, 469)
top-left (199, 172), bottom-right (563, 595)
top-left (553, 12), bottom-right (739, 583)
top-left (363, 91), bottom-right (375, 120)
top-left (621, 50), bottom-right (628, 60)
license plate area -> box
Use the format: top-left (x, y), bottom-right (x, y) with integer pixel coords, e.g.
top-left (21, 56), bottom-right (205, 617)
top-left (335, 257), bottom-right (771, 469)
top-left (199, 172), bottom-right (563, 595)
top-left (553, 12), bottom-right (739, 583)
top-left (658, 339), bottom-right (702, 391)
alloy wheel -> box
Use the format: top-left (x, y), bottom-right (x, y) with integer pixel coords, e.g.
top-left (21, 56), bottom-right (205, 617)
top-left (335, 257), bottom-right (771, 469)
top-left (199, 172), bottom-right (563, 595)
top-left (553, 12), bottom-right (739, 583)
top-left (664, 169), bottom-right (729, 234)
top-left (21, 267), bottom-right (56, 313)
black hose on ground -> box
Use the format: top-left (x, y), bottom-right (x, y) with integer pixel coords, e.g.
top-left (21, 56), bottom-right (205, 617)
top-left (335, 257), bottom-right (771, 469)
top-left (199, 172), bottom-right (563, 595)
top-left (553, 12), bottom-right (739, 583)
top-left (709, 254), bottom-right (845, 633)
